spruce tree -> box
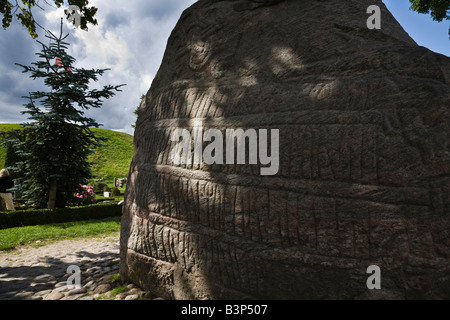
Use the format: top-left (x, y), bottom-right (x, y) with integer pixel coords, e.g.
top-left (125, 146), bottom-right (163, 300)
top-left (13, 21), bottom-right (124, 209)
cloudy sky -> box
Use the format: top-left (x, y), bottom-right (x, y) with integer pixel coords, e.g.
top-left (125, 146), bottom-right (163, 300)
top-left (0, 0), bottom-right (448, 136)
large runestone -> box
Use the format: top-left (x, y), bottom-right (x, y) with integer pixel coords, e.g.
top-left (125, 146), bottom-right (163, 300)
top-left (120, 0), bottom-right (450, 299)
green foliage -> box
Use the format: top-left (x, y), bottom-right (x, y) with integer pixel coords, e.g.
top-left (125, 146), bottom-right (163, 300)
top-left (410, 0), bottom-right (450, 21)
top-left (0, 127), bottom-right (25, 178)
top-left (131, 94), bottom-right (145, 129)
top-left (0, 203), bottom-right (122, 229)
top-left (0, 0), bottom-right (98, 38)
top-left (110, 284), bottom-right (129, 296)
top-left (110, 273), bottom-right (121, 282)
top-left (1, 125), bottom-right (134, 180)
top-left (111, 186), bottom-right (121, 196)
top-left (92, 182), bottom-right (108, 194)
top-left (72, 184), bottom-right (97, 206)
top-left (9, 24), bottom-right (124, 209)
top-left (409, 0), bottom-right (450, 38)
top-left (0, 124), bottom-right (20, 170)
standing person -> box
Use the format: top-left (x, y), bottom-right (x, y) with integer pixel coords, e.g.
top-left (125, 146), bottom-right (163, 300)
top-left (0, 169), bottom-right (15, 210)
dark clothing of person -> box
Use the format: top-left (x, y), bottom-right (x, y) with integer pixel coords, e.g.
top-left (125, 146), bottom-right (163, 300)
top-left (0, 176), bottom-right (14, 193)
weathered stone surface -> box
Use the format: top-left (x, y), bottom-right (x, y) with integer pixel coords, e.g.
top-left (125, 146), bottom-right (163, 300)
top-left (45, 291), bottom-right (64, 300)
top-left (93, 283), bottom-right (112, 294)
top-left (33, 274), bottom-right (57, 283)
top-left (120, 0), bottom-right (450, 299)
top-left (68, 287), bottom-right (87, 296)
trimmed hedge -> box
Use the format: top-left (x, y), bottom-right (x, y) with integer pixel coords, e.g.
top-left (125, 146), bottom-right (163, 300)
top-left (0, 203), bottom-right (123, 229)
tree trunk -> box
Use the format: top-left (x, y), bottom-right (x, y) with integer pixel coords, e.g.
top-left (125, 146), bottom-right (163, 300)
top-left (47, 179), bottom-right (57, 210)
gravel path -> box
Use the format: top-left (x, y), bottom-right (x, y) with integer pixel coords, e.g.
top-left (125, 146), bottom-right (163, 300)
top-left (0, 233), bottom-right (160, 300)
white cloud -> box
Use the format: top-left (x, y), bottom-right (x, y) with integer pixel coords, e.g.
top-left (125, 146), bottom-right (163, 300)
top-left (66, 0), bottom-right (197, 134)
top-left (0, 0), bottom-right (196, 134)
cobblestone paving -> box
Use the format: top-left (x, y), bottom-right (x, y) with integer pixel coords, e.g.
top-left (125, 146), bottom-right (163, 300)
top-left (0, 233), bottom-right (161, 300)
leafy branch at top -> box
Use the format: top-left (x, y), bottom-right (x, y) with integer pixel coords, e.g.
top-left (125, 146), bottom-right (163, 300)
top-left (0, 0), bottom-right (97, 38)
top-left (409, 0), bottom-right (450, 38)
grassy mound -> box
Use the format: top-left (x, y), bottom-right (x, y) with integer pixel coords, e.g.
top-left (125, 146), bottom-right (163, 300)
top-left (0, 124), bottom-right (134, 179)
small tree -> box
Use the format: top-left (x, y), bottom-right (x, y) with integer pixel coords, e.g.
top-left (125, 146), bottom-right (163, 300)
top-left (12, 21), bottom-right (124, 209)
top-left (131, 94), bottom-right (145, 129)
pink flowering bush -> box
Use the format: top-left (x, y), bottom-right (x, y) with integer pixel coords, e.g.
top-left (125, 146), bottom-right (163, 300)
top-left (74, 184), bottom-right (97, 206)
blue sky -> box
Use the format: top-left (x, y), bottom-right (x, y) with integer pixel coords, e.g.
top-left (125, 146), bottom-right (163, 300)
top-left (383, 0), bottom-right (449, 57)
top-left (0, 0), bottom-right (448, 135)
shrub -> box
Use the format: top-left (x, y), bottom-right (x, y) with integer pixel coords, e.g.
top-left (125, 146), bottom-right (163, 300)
top-left (74, 184), bottom-right (97, 206)
top-left (93, 182), bottom-right (108, 194)
top-left (111, 187), bottom-right (121, 196)
top-left (0, 203), bottom-right (122, 229)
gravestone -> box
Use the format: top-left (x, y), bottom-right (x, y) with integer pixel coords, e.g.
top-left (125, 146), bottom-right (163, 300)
top-left (120, 0), bottom-right (450, 299)
top-left (114, 178), bottom-right (127, 188)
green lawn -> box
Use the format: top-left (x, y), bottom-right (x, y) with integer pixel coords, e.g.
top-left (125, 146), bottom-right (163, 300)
top-left (0, 217), bottom-right (121, 251)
